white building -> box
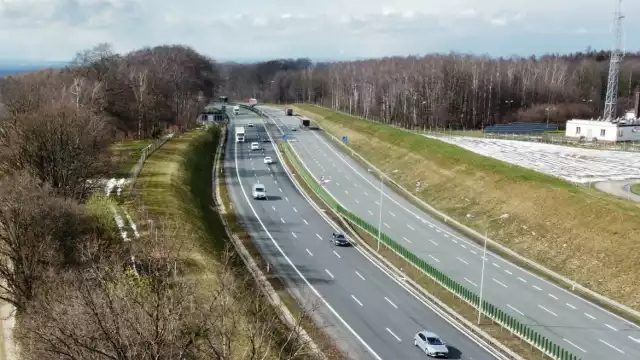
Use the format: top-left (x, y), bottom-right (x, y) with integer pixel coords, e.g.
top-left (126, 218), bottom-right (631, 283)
top-left (566, 115), bottom-right (640, 142)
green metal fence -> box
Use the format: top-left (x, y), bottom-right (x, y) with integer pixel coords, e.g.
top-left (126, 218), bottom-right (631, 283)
top-left (282, 142), bottom-right (580, 360)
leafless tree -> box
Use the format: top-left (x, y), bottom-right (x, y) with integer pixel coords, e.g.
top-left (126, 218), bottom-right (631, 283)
top-left (228, 51), bottom-right (640, 129)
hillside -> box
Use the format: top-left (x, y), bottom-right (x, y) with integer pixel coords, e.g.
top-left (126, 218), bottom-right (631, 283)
top-left (293, 103), bottom-right (640, 311)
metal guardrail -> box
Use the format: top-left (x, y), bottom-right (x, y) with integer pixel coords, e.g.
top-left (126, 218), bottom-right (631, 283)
top-left (281, 142), bottom-right (580, 360)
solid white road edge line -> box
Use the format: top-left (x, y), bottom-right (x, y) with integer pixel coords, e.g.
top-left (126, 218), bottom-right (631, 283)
top-left (256, 109), bottom-right (510, 359)
top-left (233, 135), bottom-right (384, 360)
top-left (302, 121), bottom-right (640, 331)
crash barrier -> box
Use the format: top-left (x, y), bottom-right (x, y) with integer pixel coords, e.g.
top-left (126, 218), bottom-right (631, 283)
top-left (281, 142), bottom-right (580, 360)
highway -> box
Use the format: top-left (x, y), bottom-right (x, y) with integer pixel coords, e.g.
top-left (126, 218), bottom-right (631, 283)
top-left (223, 106), bottom-right (502, 360)
top-left (258, 105), bottom-right (640, 360)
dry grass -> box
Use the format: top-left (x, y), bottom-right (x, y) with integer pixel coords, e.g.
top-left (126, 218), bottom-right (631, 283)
top-left (279, 140), bottom-right (553, 359)
top-left (291, 104), bottom-right (640, 313)
top-left (109, 139), bottom-right (153, 179)
top-left (133, 128), bottom-right (273, 358)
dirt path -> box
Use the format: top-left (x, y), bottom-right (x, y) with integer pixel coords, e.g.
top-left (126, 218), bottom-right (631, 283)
top-left (594, 179), bottom-right (640, 202)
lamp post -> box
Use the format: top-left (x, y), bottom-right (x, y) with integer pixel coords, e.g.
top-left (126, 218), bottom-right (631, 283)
top-left (376, 175), bottom-right (384, 251)
top-left (545, 107), bottom-right (556, 127)
top-left (477, 213), bottom-right (509, 325)
top-left (375, 170), bottom-right (398, 251)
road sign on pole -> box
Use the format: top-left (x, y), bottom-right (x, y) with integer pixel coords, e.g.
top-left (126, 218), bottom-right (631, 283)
top-left (342, 136), bottom-right (348, 143)
top-left (283, 135), bottom-right (288, 141)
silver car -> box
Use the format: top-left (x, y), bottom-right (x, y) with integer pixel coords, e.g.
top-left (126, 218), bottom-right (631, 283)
top-left (414, 331), bottom-right (448, 358)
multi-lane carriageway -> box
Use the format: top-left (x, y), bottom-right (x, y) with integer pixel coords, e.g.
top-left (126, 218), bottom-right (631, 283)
top-left (223, 107), bottom-right (503, 360)
top-left (257, 105), bottom-right (640, 360)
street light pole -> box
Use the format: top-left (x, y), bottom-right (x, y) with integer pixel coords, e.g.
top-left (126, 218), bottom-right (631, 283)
top-left (477, 213), bottom-right (509, 325)
top-left (377, 174), bottom-right (384, 251)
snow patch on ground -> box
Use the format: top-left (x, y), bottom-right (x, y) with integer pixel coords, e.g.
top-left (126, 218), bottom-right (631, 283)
top-left (104, 178), bottom-right (129, 196)
top-left (426, 135), bottom-right (640, 184)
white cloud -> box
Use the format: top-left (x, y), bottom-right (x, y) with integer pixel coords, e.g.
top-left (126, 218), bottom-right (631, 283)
top-left (0, 0), bottom-right (639, 62)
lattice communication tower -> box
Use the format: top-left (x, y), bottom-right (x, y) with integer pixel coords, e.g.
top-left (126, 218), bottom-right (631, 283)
top-left (603, 0), bottom-right (625, 120)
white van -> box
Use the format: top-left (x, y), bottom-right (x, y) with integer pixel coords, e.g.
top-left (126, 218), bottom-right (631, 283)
top-left (233, 105), bottom-right (240, 115)
top-left (252, 184), bottom-right (266, 199)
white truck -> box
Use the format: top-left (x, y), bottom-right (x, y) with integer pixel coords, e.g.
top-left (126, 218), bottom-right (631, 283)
top-left (235, 126), bottom-right (245, 142)
top-left (233, 105), bottom-right (240, 115)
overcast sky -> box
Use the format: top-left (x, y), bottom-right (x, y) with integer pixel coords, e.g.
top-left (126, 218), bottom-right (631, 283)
top-left (1, 0), bottom-right (639, 63)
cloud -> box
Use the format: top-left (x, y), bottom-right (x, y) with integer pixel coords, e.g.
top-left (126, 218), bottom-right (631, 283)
top-left (0, 0), bottom-right (639, 62)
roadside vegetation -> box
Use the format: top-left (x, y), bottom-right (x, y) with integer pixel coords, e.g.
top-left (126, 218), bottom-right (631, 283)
top-left (131, 126), bottom-right (319, 359)
top-left (290, 104), bottom-right (640, 313)
top-left (280, 141), bottom-right (553, 359)
top-left (0, 42), bottom-right (275, 359)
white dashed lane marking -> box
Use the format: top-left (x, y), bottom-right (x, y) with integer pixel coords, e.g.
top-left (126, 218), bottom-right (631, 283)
top-left (563, 339), bottom-right (587, 353)
top-left (493, 278), bottom-right (508, 288)
top-left (385, 297), bottom-right (398, 308)
top-left (507, 304), bottom-right (524, 316)
top-left (599, 339), bottom-right (624, 354)
top-left (538, 305), bottom-right (557, 317)
top-left (464, 278), bottom-right (478, 287)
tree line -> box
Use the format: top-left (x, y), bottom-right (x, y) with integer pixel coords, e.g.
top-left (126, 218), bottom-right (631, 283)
top-left (0, 44), bottom-right (318, 359)
top-left (224, 50), bottom-right (640, 129)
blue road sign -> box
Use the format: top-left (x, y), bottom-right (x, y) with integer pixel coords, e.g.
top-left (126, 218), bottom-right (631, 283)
top-left (342, 136), bottom-right (348, 143)
top-left (284, 135), bottom-right (289, 141)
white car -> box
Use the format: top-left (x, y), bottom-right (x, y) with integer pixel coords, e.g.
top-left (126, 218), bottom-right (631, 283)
top-left (247, 122), bottom-right (254, 127)
top-left (414, 331), bottom-right (448, 358)
top-left (263, 156), bottom-right (273, 164)
top-left (250, 142), bottom-right (260, 151)
top-left (252, 184), bottom-right (266, 199)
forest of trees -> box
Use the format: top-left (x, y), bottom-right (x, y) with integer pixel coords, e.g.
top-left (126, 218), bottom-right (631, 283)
top-left (0, 44), bottom-right (318, 359)
top-left (224, 50), bottom-right (640, 129)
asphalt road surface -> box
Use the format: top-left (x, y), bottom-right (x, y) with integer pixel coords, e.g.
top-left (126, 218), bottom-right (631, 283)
top-left (223, 107), bottom-right (501, 360)
top-left (258, 105), bottom-right (640, 360)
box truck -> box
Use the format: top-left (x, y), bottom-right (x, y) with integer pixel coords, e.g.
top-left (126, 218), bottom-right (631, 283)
top-left (235, 127), bottom-right (245, 142)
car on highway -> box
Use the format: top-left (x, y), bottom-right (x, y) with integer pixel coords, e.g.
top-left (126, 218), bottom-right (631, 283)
top-left (252, 183), bottom-right (266, 199)
top-left (250, 142), bottom-right (260, 151)
top-left (331, 232), bottom-right (350, 246)
top-left (263, 156), bottom-right (273, 164)
top-left (248, 122), bottom-right (254, 127)
top-left (290, 126), bottom-right (297, 131)
top-left (414, 331), bottom-right (448, 358)
top-left (262, 137), bottom-right (270, 143)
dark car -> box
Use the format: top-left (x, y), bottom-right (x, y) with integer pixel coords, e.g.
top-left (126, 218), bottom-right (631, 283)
top-left (331, 233), bottom-right (350, 246)
top-left (262, 137), bottom-right (270, 143)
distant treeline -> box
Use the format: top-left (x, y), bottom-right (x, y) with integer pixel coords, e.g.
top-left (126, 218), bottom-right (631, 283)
top-left (223, 50), bottom-right (640, 129)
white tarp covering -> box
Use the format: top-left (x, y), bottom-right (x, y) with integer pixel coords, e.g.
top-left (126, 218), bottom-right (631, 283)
top-left (426, 135), bottom-right (640, 183)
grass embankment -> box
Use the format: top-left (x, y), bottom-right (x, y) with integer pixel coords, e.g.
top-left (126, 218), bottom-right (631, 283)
top-left (631, 183), bottom-right (640, 196)
top-left (280, 142), bottom-right (547, 360)
top-left (133, 127), bottom-right (284, 358)
top-left (292, 104), bottom-right (640, 314)
top-left (110, 139), bottom-right (153, 178)
top-left (134, 126), bottom-right (337, 360)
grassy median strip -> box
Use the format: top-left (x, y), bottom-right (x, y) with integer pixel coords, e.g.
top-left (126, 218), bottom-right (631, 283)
top-left (280, 140), bottom-right (562, 360)
top-left (291, 104), bottom-right (640, 319)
